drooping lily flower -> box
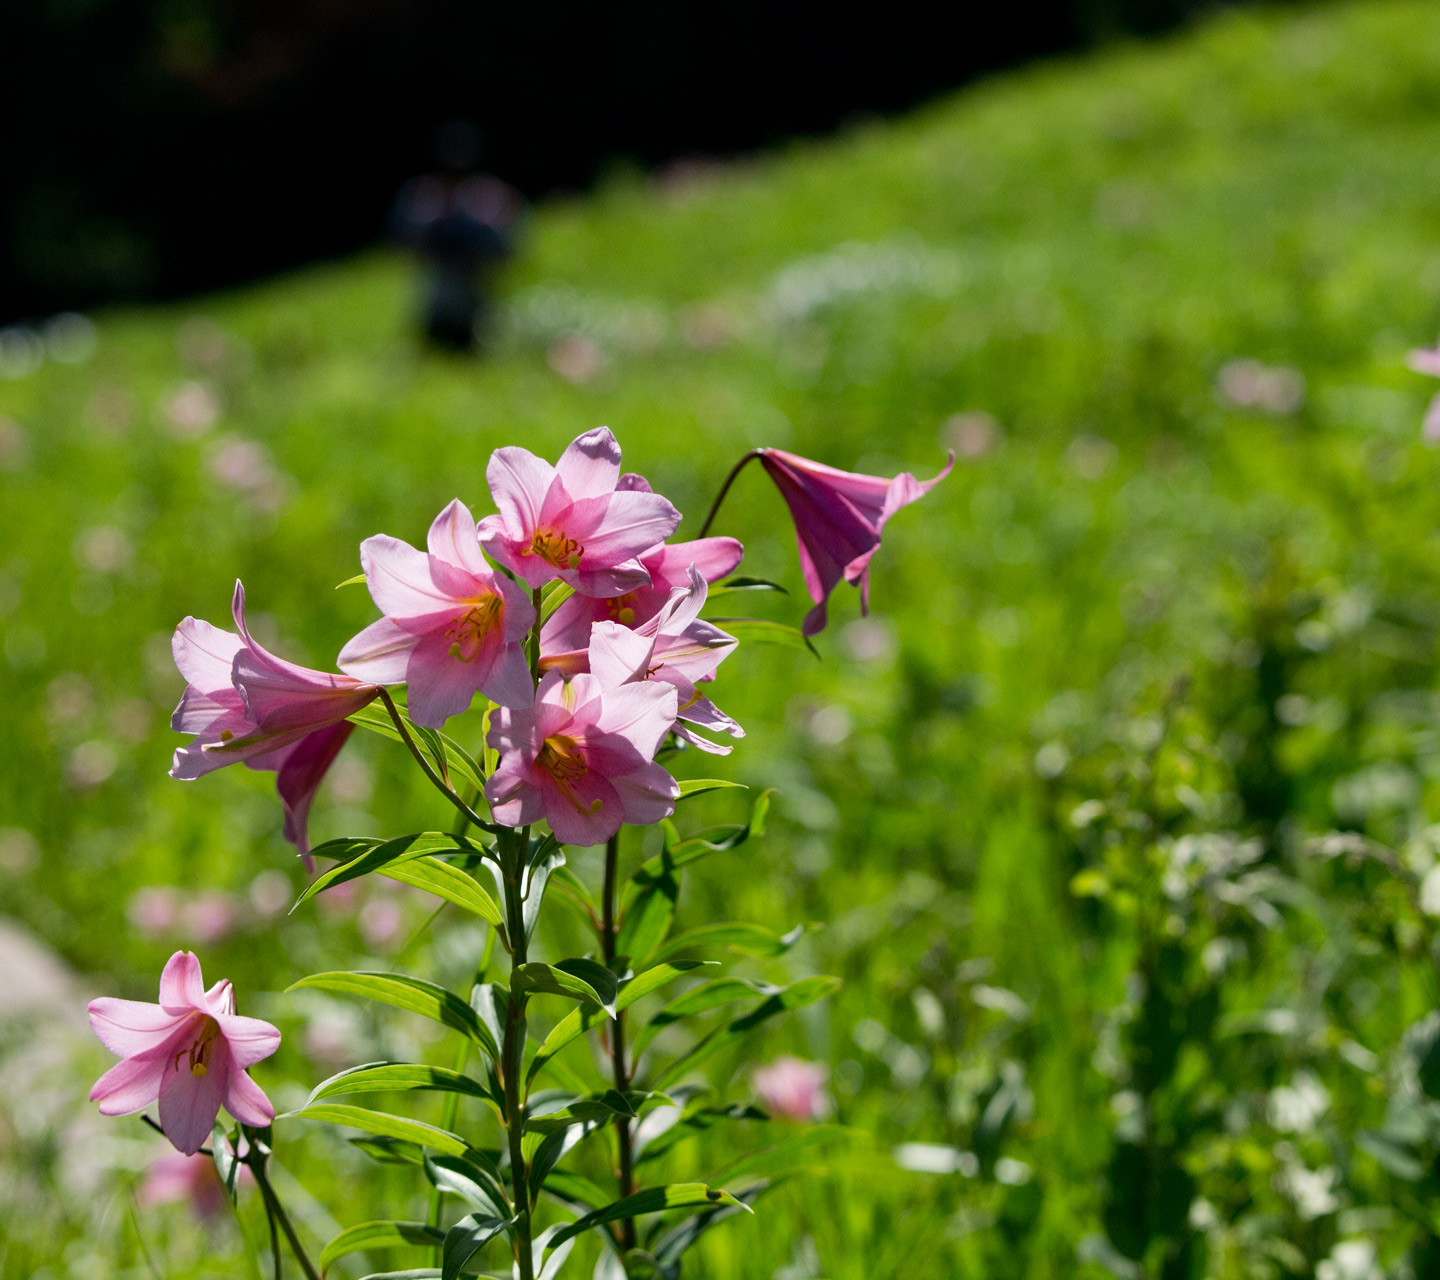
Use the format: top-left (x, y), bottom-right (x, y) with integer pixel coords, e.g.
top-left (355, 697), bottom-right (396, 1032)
top-left (484, 670), bottom-right (679, 846)
top-left (757, 448), bottom-right (953, 636)
top-left (88, 951), bottom-right (281, 1156)
top-left (581, 565), bottom-right (744, 754)
top-left (476, 427), bottom-right (681, 597)
top-left (337, 499), bottom-right (536, 726)
top-left (1408, 341), bottom-right (1440, 440)
top-left (169, 582), bottom-right (377, 857)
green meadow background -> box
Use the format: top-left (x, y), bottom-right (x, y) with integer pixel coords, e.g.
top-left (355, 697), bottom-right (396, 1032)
top-left (7, 2), bottom-right (1440, 1275)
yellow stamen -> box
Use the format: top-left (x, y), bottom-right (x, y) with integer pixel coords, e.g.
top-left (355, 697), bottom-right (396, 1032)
top-left (537, 735), bottom-right (603, 814)
top-left (176, 1016), bottom-right (222, 1078)
top-left (445, 592), bottom-right (505, 662)
top-left (526, 528), bottom-right (584, 569)
top-left (604, 594), bottom-right (638, 626)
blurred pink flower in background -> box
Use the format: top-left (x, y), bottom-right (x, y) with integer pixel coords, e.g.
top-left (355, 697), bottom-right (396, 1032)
top-left (183, 892), bottom-right (235, 945)
top-left (757, 448), bottom-right (952, 636)
top-left (88, 950), bottom-right (280, 1155)
top-left (339, 499), bottom-right (535, 726)
top-left (359, 897), bottom-right (405, 950)
top-left (128, 886), bottom-right (182, 939)
top-left (485, 670), bottom-right (678, 845)
top-left (753, 1056), bottom-right (831, 1122)
top-left (477, 427), bottom-right (680, 596)
top-left (139, 1148), bottom-right (248, 1219)
top-left (1408, 339), bottom-right (1440, 440)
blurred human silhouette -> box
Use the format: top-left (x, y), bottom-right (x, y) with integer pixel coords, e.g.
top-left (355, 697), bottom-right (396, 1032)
top-left (391, 122), bottom-right (522, 351)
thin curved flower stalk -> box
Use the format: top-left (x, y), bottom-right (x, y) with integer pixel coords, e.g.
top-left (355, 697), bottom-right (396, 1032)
top-left (87, 425), bottom-right (942, 1279)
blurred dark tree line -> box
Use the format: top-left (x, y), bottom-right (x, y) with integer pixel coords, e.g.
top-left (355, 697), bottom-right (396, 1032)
top-left (1, 0), bottom-right (1258, 322)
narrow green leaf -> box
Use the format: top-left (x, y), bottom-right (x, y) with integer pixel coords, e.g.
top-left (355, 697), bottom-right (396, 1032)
top-left (622, 792), bottom-right (772, 910)
top-left (676, 778), bottom-right (748, 800)
top-left (648, 1181), bottom-right (775, 1265)
top-left (707, 575), bottom-right (789, 597)
top-left (336, 573), bottom-right (369, 589)
top-left (546, 1184), bottom-right (746, 1250)
top-left (512, 960), bottom-right (619, 1017)
top-left (615, 861), bottom-right (678, 967)
top-left (634, 978), bottom-right (775, 1056)
top-left (295, 1105), bottom-right (470, 1157)
top-left (537, 1170), bottom-right (611, 1211)
top-left (539, 580), bottom-right (576, 626)
top-left (706, 1125), bottom-right (858, 1185)
top-left (523, 1090), bottom-right (668, 1135)
top-left (350, 1135), bottom-right (425, 1165)
top-left (379, 857), bottom-right (503, 926)
top-left (347, 707), bottom-right (488, 794)
top-left (705, 617), bottom-right (818, 656)
top-left (356, 1271), bottom-right (442, 1279)
top-left (293, 832), bottom-right (494, 912)
top-left (288, 972), bottom-right (497, 1061)
top-left (319, 1220), bottom-right (444, 1271)
top-left (652, 976), bottom-right (842, 1090)
top-left (441, 1212), bottom-right (514, 1280)
top-left (210, 1121), bottom-right (239, 1206)
top-left (306, 1061), bottom-right (499, 1112)
top-left (635, 1103), bottom-right (768, 1164)
top-left (651, 923), bottom-right (806, 965)
top-left (529, 1121), bottom-right (605, 1198)
top-left (523, 846), bottom-right (566, 940)
top-left (424, 1153), bottom-right (509, 1217)
top-left (527, 960), bottom-right (712, 1085)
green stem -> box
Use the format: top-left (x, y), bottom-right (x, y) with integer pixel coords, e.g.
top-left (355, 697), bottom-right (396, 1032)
top-left (500, 831), bottom-right (536, 1280)
top-left (245, 1146), bottom-right (320, 1280)
top-left (601, 832), bottom-right (637, 1250)
top-left (697, 448), bottom-right (764, 539)
top-left (377, 689), bottom-right (497, 834)
top-left (529, 588), bottom-right (543, 680)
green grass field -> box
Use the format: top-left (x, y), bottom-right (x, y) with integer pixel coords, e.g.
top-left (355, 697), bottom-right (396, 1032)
top-left (8, 2), bottom-right (1440, 1275)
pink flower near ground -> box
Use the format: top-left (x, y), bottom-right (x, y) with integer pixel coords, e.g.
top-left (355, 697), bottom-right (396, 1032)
top-left (541, 474), bottom-right (742, 652)
top-left (476, 428), bottom-right (681, 597)
top-left (338, 500), bottom-right (535, 726)
top-left (753, 1056), bottom-right (830, 1122)
top-left (169, 581), bottom-right (376, 857)
top-left (88, 951), bottom-right (281, 1156)
top-left (139, 1147), bottom-right (249, 1219)
top-left (579, 565), bottom-right (743, 754)
top-left (758, 448), bottom-right (953, 636)
top-left (484, 670), bottom-right (679, 846)
top-left (1408, 341), bottom-right (1440, 441)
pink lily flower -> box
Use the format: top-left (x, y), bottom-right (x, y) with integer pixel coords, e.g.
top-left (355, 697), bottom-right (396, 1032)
top-left (169, 582), bottom-right (376, 858)
top-left (337, 500), bottom-right (536, 726)
top-left (476, 427), bottom-right (681, 597)
top-left (88, 951), bottom-right (281, 1156)
top-left (753, 1056), bottom-right (830, 1122)
top-left (484, 670), bottom-right (679, 846)
top-left (758, 448), bottom-right (953, 636)
top-left (1408, 340), bottom-right (1440, 440)
top-left (579, 565), bottom-right (744, 755)
top-left (541, 505), bottom-right (743, 653)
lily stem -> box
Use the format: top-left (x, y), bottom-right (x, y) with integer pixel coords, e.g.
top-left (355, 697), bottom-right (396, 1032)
top-left (500, 830), bottom-right (536, 1280)
top-left (697, 448), bottom-right (764, 539)
top-left (245, 1144), bottom-right (320, 1280)
top-left (601, 832), bottom-right (638, 1251)
top-left (377, 689), bottom-right (495, 834)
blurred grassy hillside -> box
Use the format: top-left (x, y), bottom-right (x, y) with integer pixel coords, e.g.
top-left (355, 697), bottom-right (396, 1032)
top-left (7, 1), bottom-right (1440, 1276)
